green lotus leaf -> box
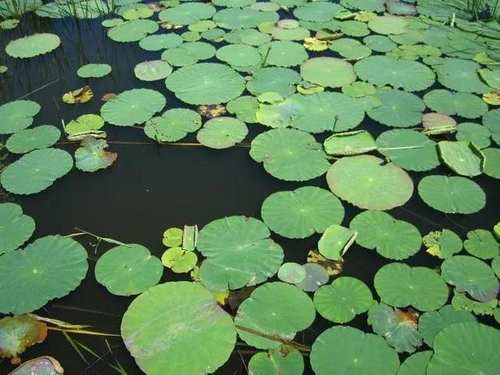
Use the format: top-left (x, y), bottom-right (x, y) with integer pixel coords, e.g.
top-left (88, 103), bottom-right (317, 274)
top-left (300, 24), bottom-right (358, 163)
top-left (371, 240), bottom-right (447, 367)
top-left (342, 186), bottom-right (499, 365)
top-left (318, 224), bottom-right (356, 260)
top-left (427, 322), bottom-right (500, 375)
top-left (398, 351), bottom-right (432, 375)
top-left (451, 291), bottom-right (497, 316)
top-left (213, 0), bottom-right (256, 7)
top-left (121, 282), bottom-right (236, 374)
top-left (248, 348), bottom-right (303, 375)
top-left (165, 63), bottom-right (245, 105)
top-left (492, 256), bottom-right (500, 278)
top-left (158, 2), bottom-right (215, 25)
top-left (162, 227), bottom-right (183, 247)
top-left (145, 108), bottom-right (201, 142)
top-left (6, 125), bottom-right (60, 154)
top-left (363, 35), bottom-right (396, 52)
top-left (423, 229), bottom-right (463, 259)
top-left (102, 18), bottom-right (123, 27)
top-left (64, 114), bottom-right (104, 136)
top-left (197, 216), bottom-right (284, 291)
top-left (134, 60), bottom-right (172, 81)
top-left (354, 56), bottom-right (435, 91)
top-left (6, 33), bottom-right (60, 58)
top-left (311, 326), bottom-right (399, 375)
top-left (434, 58), bottom-right (492, 94)
top-left (107, 19), bottom-right (158, 42)
top-left (196, 117), bottom-right (248, 149)
top-left (139, 33), bottom-right (183, 51)
top-left (314, 277), bottom-right (373, 323)
top-left (374, 262), bottom-right (448, 311)
top-left (271, 23), bottom-right (310, 41)
top-left (77, 63), bottom-right (112, 78)
top-left (216, 44), bottom-right (261, 67)
top-left (341, 0), bottom-right (385, 11)
top-left (0, 203), bottom-right (35, 256)
top-left (75, 137), bottom-right (117, 173)
top-left (246, 67), bottom-right (300, 97)
top-left (259, 41), bottom-right (308, 67)
top-left (418, 175), bottom-right (486, 214)
top-left (329, 38), bottom-right (371, 60)
top-left (100, 88), bottom-right (166, 126)
top-left (350, 210), bottom-right (422, 260)
top-left (95, 244), bottom-right (162, 296)
top-left (0, 235), bottom-right (88, 314)
top-left (367, 303), bottom-right (423, 353)
top-left (326, 155), bottom-right (414, 210)
top-left (261, 186), bottom-right (344, 239)
top-left (438, 141), bottom-right (483, 177)
top-left (423, 89), bottom-right (488, 119)
top-left (483, 109), bottom-right (500, 145)
top-left (250, 128), bottom-right (330, 181)
top-left (367, 89), bottom-right (425, 128)
top-left (483, 148), bottom-right (500, 179)
top-left (341, 81), bottom-right (376, 98)
top-left (324, 130), bottom-right (377, 156)
top-left (419, 305), bottom-right (476, 348)
top-left (1, 148), bottom-right (73, 195)
top-left (213, 7), bottom-right (278, 29)
top-left (235, 282), bottom-right (315, 349)
top-left (300, 57), bottom-right (356, 88)
top-left (295, 263), bottom-right (329, 292)
top-left (116, 3), bottom-right (153, 20)
top-left (368, 15), bottom-right (408, 35)
top-left (464, 229), bottom-right (499, 260)
top-left (376, 129), bottom-right (440, 171)
top-left (441, 255), bottom-right (499, 302)
top-left (0, 100), bottom-right (40, 134)
top-left (293, 2), bottom-right (342, 21)
top-left (224, 28), bottom-right (271, 46)
top-left (277, 262), bottom-right (306, 284)
top-left (456, 122), bottom-right (491, 149)
top-left (161, 41), bottom-right (216, 66)
top-left (161, 247), bottom-right (197, 273)
top-left (339, 20), bottom-right (370, 37)
top-left (227, 96), bottom-right (258, 123)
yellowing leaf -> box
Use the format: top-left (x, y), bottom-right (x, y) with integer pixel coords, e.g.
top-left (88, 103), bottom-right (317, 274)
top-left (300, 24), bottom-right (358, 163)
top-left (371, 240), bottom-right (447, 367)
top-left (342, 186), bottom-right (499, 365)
top-left (0, 315), bottom-right (47, 364)
top-left (304, 37), bottom-right (329, 51)
top-left (483, 91), bottom-right (500, 105)
top-left (62, 86), bottom-right (94, 104)
top-left (355, 11), bottom-right (377, 22)
top-left (198, 104), bottom-right (226, 119)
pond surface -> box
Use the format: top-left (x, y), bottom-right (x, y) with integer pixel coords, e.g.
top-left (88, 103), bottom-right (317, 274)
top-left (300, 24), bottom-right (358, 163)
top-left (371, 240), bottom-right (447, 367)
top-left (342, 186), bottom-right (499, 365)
top-left (0, 1), bottom-right (499, 374)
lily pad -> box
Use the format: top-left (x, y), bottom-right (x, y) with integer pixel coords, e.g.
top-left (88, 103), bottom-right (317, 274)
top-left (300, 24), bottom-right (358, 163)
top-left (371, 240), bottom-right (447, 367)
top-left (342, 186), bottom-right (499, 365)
top-left (134, 60), bottom-right (172, 81)
top-left (108, 19), bottom-right (158, 42)
top-left (100, 88), bottom-right (166, 126)
top-left (246, 67), bottom-right (300, 97)
top-left (423, 90), bottom-right (488, 119)
top-left (248, 349), bottom-right (303, 375)
top-left (483, 148), bottom-right (500, 178)
top-left (158, 2), bottom-right (215, 26)
top-left (441, 255), bottom-right (499, 302)
top-left (261, 186), bottom-right (344, 239)
top-left (95, 244), bottom-right (162, 296)
top-left (277, 262), bottom-right (306, 284)
top-left (161, 247), bottom-right (198, 273)
top-left (196, 117), bottom-right (248, 149)
top-left (456, 123), bottom-right (491, 149)
top-left (398, 351), bottom-right (433, 375)
top-left (423, 229), bottom-right (463, 259)
top-left (64, 114), bottom-right (104, 136)
top-left (438, 141), bottom-right (483, 177)
top-left (235, 282), bottom-right (315, 349)
top-left (326, 155), bottom-right (414, 210)
top-left (121, 282), bottom-right (236, 374)
top-left (0, 203), bottom-right (35, 256)
top-left (6, 33), bottom-right (60, 58)
top-left (0, 235), bottom-right (88, 314)
top-left (434, 58), bottom-right (491, 94)
top-left (300, 57), bottom-right (356, 88)
top-left (75, 137), bottom-right (117, 172)
top-left (464, 229), bottom-right (499, 260)
top-left (259, 41), bottom-right (308, 67)
top-left (77, 63), bottom-right (112, 78)
top-left (1, 148), bottom-right (73, 195)
top-left (197, 216), bottom-right (284, 291)
top-left (165, 63), bottom-right (245, 105)
top-left (418, 175), bottom-right (486, 214)
top-left (295, 263), bottom-right (329, 292)
top-left (368, 15), bottom-right (409, 35)
top-left (0, 315), bottom-right (47, 361)
top-left (250, 128), bottom-right (330, 181)
top-left (311, 326), bottom-right (399, 375)
top-left (374, 262), bottom-right (448, 311)
top-left (350, 210), bottom-right (422, 260)
top-left (314, 277), bottom-right (373, 323)
top-left (139, 33), bottom-right (183, 51)
top-left (0, 100), bottom-right (40, 134)
top-left (216, 44), bottom-right (261, 67)
top-left (318, 224), bottom-right (356, 260)
top-left (367, 89), bottom-right (425, 128)
top-left (6, 125), bottom-right (60, 154)
top-left (144, 108), bottom-right (201, 143)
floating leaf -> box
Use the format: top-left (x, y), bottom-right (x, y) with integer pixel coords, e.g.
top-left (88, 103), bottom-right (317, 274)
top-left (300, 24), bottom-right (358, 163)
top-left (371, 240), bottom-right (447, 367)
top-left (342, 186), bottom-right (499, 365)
top-left (0, 203), bottom-right (35, 256)
top-left (438, 141), bottom-right (483, 177)
top-left (434, 58), bottom-right (491, 94)
top-left (0, 100), bottom-right (40, 135)
top-left (6, 33), bottom-right (60, 58)
top-left (64, 114), bottom-right (104, 136)
top-left (350, 210), bottom-right (421, 260)
top-left (121, 282), bottom-right (236, 374)
top-left (161, 247), bottom-right (197, 273)
top-left (464, 229), bottom-right (499, 260)
top-left (0, 235), bottom-right (88, 314)
top-left (294, 263), bottom-right (329, 292)
top-left (374, 262), bottom-right (448, 311)
top-left (277, 262), bottom-right (306, 284)
top-left (246, 67), bottom-right (300, 97)
top-left (108, 19), bottom-right (158, 42)
top-left (423, 89), bottom-right (488, 119)
top-left (423, 229), bottom-right (462, 259)
top-left (259, 41), bottom-right (308, 67)
top-left (452, 291), bottom-right (497, 316)
top-left (77, 63), bottom-right (112, 78)
top-left (158, 2), bottom-right (215, 26)
top-left (441, 255), bottom-right (499, 302)
top-left (318, 224), bottom-right (356, 260)
top-left (418, 175), bottom-right (486, 214)
top-left (0, 315), bottom-right (47, 362)
top-left (163, 227), bottom-right (183, 247)
top-left (62, 86), bottom-right (94, 104)
top-left (197, 216), bottom-right (284, 291)
top-left (213, 7), bottom-right (278, 30)
top-left (145, 108), bottom-right (201, 143)
top-left (367, 89), bottom-right (424, 128)
top-left (101, 88), bottom-right (166, 126)
top-left (398, 351), bottom-right (432, 375)
top-left (456, 123), bottom-right (491, 149)
top-left (1, 148), bottom-right (73, 195)
top-left (427, 322), bottom-right (500, 375)
top-left (311, 326), bottom-right (399, 375)
top-left (261, 186), bottom-right (344, 239)
top-left (483, 148), bottom-right (500, 179)
top-left (250, 128), bottom-right (330, 181)
top-left (216, 44), bottom-right (261, 67)
top-left (139, 33), bottom-right (183, 51)
top-left (235, 282), bottom-right (315, 349)
top-left (134, 60), bottom-right (172, 81)
top-left (5, 125), bottom-right (60, 155)
top-left (314, 277), bottom-right (373, 323)
top-left (367, 303), bottom-right (422, 353)
top-left (248, 349), bottom-right (303, 375)
top-left (9, 356), bottom-right (64, 375)
top-left (196, 117), bottom-right (248, 149)
top-left (368, 15), bottom-right (408, 34)
top-left (324, 130), bottom-right (377, 156)
top-left (74, 137), bottom-right (117, 172)
top-left (326, 155), bottom-right (414, 210)
top-left (300, 57), bottom-right (356, 88)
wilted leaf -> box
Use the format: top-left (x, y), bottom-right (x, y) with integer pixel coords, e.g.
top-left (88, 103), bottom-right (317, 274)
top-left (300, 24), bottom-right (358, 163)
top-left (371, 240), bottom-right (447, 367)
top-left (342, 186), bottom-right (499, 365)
top-left (0, 315), bottom-right (47, 363)
top-left (62, 86), bottom-right (94, 104)
top-left (75, 137), bottom-right (117, 172)
top-left (9, 356), bottom-right (63, 375)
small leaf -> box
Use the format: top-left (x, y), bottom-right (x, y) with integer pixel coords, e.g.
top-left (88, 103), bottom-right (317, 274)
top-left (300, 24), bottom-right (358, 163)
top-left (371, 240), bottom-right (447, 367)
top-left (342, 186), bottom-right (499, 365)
top-left (62, 86), bottom-right (94, 104)
top-left (0, 315), bottom-right (48, 362)
top-left (75, 137), bottom-right (117, 172)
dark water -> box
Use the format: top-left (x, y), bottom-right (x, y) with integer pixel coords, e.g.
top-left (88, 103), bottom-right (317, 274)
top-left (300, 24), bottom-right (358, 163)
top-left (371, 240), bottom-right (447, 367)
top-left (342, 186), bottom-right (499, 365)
top-left (0, 10), bottom-right (499, 375)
